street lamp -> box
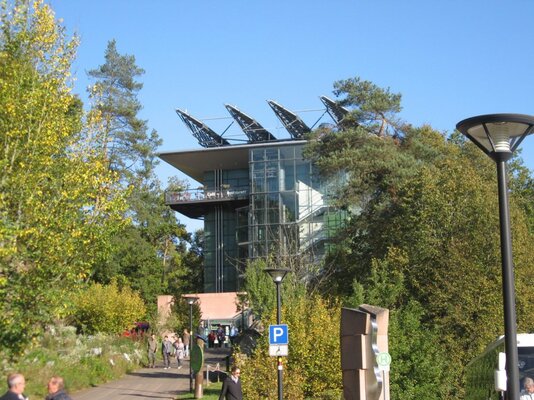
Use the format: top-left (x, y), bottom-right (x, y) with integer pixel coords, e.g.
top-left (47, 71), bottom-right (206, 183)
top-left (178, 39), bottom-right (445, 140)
top-left (456, 113), bottom-right (534, 400)
top-left (184, 295), bottom-right (199, 393)
top-left (265, 268), bottom-right (291, 400)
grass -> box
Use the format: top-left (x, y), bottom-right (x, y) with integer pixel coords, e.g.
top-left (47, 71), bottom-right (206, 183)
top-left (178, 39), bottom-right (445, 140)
top-left (176, 382), bottom-right (223, 399)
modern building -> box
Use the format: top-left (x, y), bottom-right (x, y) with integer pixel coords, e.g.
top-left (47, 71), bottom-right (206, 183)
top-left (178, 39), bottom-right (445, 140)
top-left (159, 97), bottom-right (347, 293)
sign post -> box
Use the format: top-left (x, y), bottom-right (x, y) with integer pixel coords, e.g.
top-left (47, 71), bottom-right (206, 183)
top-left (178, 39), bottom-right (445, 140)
top-left (264, 268), bottom-right (291, 400)
top-left (269, 324), bottom-right (288, 399)
top-left (377, 352), bottom-right (391, 400)
top-left (376, 352), bottom-right (391, 372)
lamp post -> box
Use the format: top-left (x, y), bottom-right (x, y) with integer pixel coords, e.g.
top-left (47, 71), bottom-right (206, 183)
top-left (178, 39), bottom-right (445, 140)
top-left (456, 114), bottom-right (534, 400)
top-left (184, 295), bottom-right (199, 393)
top-left (265, 268), bottom-right (291, 400)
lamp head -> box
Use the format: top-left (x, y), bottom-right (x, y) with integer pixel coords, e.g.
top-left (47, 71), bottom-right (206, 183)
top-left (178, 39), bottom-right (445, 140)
top-left (456, 114), bottom-right (534, 161)
top-left (264, 268), bottom-right (291, 283)
top-left (184, 295), bottom-right (199, 305)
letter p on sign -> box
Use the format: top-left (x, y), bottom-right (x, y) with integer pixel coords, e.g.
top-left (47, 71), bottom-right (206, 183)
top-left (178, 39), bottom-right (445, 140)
top-left (269, 324), bottom-right (288, 345)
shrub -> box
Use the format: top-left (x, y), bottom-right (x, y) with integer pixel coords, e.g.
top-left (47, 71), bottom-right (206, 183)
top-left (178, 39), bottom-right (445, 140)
top-left (238, 294), bottom-right (342, 399)
top-left (0, 325), bottom-right (143, 399)
top-left (70, 280), bottom-right (146, 334)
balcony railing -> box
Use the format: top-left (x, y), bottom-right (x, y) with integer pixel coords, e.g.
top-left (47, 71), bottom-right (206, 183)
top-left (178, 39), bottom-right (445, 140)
top-left (165, 186), bottom-right (249, 204)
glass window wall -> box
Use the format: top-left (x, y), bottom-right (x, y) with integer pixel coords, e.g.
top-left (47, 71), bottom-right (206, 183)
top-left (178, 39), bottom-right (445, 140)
top-left (249, 143), bottom-right (329, 260)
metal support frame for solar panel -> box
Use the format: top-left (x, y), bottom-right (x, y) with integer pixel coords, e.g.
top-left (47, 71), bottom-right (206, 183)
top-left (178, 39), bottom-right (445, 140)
top-left (320, 96), bottom-right (349, 124)
top-left (176, 109), bottom-right (230, 148)
top-left (267, 100), bottom-right (311, 139)
top-left (225, 104), bottom-right (276, 142)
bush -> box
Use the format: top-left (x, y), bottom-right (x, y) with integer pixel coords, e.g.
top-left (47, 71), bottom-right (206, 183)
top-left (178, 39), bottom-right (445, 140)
top-left (0, 325), bottom-right (143, 399)
top-left (237, 294), bottom-right (342, 399)
top-left (70, 280), bottom-right (146, 334)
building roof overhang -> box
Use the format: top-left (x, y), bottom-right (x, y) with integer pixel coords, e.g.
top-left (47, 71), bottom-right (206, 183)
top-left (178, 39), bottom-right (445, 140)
top-left (158, 139), bottom-right (307, 182)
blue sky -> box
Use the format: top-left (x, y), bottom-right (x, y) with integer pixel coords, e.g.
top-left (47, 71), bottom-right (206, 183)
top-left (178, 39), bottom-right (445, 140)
top-left (48, 0), bottom-right (534, 230)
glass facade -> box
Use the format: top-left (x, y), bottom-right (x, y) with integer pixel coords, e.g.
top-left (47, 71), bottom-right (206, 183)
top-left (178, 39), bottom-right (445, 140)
top-left (248, 143), bottom-right (330, 260)
top-left (172, 142), bottom-right (344, 293)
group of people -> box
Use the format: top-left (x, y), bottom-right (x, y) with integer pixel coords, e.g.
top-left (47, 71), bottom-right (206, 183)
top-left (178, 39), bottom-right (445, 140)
top-left (146, 327), bottom-right (243, 400)
top-left (207, 325), bottom-right (227, 348)
top-left (0, 374), bottom-right (72, 400)
top-left (207, 324), bottom-right (239, 348)
top-left (147, 329), bottom-right (191, 369)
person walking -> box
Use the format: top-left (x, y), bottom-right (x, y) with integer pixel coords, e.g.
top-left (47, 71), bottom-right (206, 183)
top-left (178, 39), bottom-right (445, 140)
top-left (45, 376), bottom-right (72, 400)
top-left (219, 366), bottom-right (242, 400)
top-left (0, 373), bottom-right (27, 400)
top-left (229, 325), bottom-right (238, 346)
top-left (162, 335), bottom-right (172, 369)
top-left (147, 333), bottom-right (158, 368)
top-left (208, 331), bottom-right (216, 348)
top-left (173, 337), bottom-right (185, 369)
top-left (216, 325), bottom-right (225, 348)
top-left (182, 329), bottom-right (191, 358)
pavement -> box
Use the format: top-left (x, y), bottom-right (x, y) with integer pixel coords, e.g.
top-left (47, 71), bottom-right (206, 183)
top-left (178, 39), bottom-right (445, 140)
top-left (72, 347), bottom-right (232, 400)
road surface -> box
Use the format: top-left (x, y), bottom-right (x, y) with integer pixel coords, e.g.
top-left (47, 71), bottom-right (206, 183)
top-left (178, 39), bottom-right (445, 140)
top-left (72, 347), bottom-right (231, 400)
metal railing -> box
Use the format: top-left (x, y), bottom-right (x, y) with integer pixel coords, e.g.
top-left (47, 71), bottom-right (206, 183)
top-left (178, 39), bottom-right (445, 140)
top-left (165, 186), bottom-right (249, 204)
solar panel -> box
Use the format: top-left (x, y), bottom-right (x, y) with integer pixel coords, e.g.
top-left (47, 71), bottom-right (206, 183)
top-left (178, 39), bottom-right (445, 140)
top-left (320, 96), bottom-right (349, 124)
top-left (176, 109), bottom-right (230, 148)
top-left (267, 100), bottom-right (310, 139)
top-left (225, 104), bottom-right (276, 142)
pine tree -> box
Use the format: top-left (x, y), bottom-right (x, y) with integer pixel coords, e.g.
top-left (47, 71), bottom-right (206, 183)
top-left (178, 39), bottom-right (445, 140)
top-left (87, 41), bottom-right (203, 307)
top-left (87, 39), bottom-right (161, 182)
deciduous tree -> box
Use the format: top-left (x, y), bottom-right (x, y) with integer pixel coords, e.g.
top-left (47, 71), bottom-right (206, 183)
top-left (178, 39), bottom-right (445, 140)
top-left (308, 79), bottom-right (533, 398)
top-left (0, 0), bottom-right (127, 353)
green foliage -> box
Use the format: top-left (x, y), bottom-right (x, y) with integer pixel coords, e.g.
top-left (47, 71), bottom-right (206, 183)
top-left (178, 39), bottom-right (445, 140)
top-left (0, 325), bottom-right (143, 399)
top-left (241, 258), bottom-right (276, 319)
top-left (0, 0), bottom-right (127, 354)
top-left (388, 301), bottom-right (450, 400)
top-left (0, 2), bottom-right (201, 356)
top-left (348, 247), bottom-right (408, 310)
top-left (242, 257), bottom-right (308, 320)
top-left (87, 39), bottom-right (161, 181)
top-left (237, 293), bottom-right (341, 399)
top-left (310, 87), bottom-right (534, 399)
top-left (87, 41), bottom-right (202, 307)
top-left (508, 156), bottom-right (534, 234)
top-left (169, 297), bottom-right (201, 336)
top-left (333, 76), bottom-right (404, 136)
top-left (70, 280), bottom-right (146, 334)
top-left (348, 250), bottom-right (450, 400)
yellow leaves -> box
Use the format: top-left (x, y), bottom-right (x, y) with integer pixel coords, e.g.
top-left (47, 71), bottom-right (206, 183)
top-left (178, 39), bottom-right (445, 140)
top-left (4, 103), bottom-right (16, 116)
top-left (33, 2), bottom-right (58, 46)
top-left (0, 0), bottom-right (134, 353)
top-left (71, 281), bottom-right (147, 334)
top-left (241, 294), bottom-right (342, 399)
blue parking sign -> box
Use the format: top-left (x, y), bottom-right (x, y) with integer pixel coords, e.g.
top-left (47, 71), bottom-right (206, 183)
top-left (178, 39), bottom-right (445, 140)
top-left (269, 324), bottom-right (288, 345)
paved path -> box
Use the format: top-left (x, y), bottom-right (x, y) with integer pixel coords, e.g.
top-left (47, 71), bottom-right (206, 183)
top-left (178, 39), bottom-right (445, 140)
top-left (72, 348), bottom-right (231, 400)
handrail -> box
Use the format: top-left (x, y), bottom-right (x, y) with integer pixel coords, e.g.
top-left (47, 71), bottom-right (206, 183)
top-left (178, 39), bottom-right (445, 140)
top-left (165, 186), bottom-right (249, 204)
